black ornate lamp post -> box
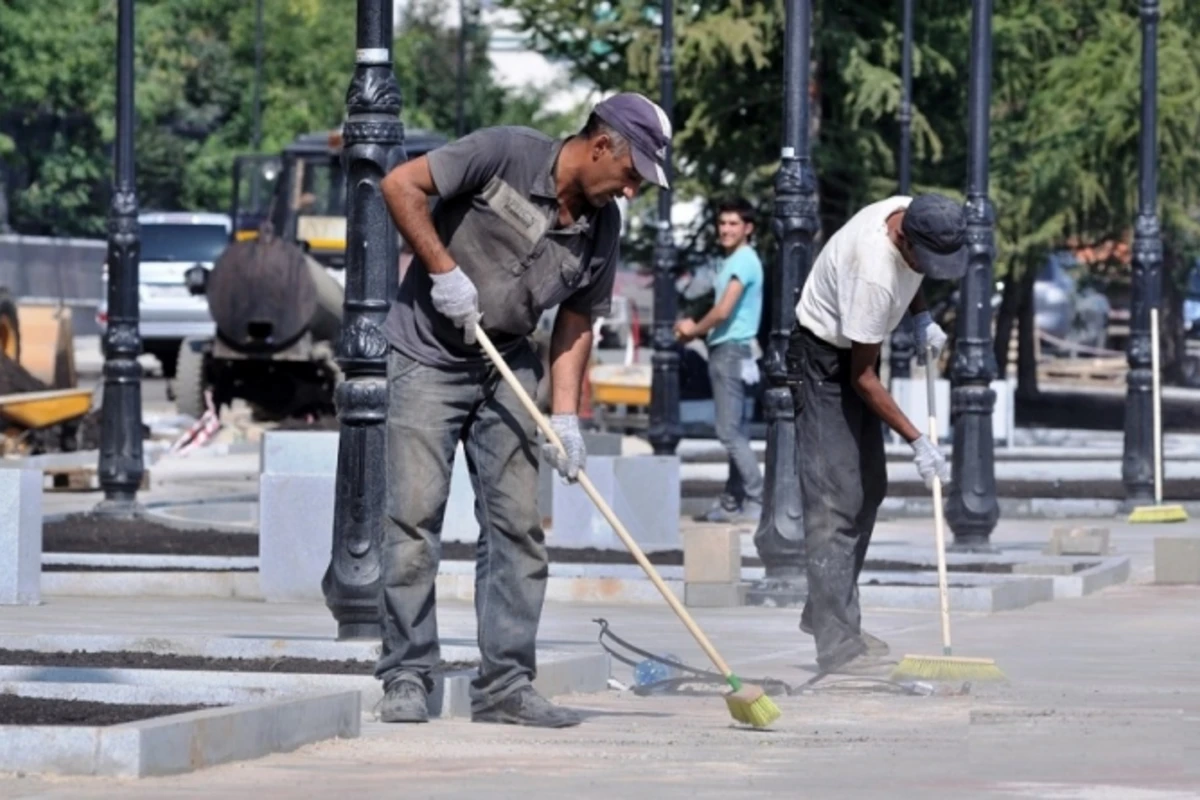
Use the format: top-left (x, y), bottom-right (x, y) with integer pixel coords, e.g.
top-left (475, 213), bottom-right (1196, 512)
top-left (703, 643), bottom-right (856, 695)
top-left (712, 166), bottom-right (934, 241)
top-left (648, 0), bottom-right (682, 456)
top-left (96, 0), bottom-right (145, 519)
top-left (945, 0), bottom-right (999, 549)
top-left (321, 0), bottom-right (404, 640)
top-left (888, 0), bottom-right (917, 383)
top-left (747, 0), bottom-right (815, 602)
top-left (1122, 0), bottom-right (1161, 507)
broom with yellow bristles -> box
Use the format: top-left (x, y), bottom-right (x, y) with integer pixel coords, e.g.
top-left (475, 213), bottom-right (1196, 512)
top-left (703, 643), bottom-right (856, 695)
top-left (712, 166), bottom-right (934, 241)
top-left (475, 327), bottom-right (780, 729)
top-left (890, 347), bottom-right (1008, 684)
top-left (1128, 307), bottom-right (1189, 524)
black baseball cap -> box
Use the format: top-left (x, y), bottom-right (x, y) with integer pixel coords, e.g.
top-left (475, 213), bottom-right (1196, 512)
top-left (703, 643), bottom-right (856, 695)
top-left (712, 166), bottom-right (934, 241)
top-left (902, 193), bottom-right (969, 281)
top-left (591, 92), bottom-right (673, 189)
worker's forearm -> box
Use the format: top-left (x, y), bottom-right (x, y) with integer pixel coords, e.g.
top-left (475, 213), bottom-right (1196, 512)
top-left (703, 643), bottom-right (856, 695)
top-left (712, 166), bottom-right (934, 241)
top-left (854, 372), bottom-right (922, 443)
top-left (549, 317), bottom-right (593, 415)
top-left (908, 290), bottom-right (927, 316)
top-left (692, 308), bottom-right (729, 337)
top-left (381, 179), bottom-right (455, 276)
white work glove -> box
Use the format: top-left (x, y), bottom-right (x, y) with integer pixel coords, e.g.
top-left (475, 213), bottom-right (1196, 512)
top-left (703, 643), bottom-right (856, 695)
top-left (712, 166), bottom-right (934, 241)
top-left (913, 311), bottom-right (948, 365)
top-left (429, 266), bottom-right (481, 345)
top-left (542, 414), bottom-right (586, 483)
top-left (910, 434), bottom-right (951, 489)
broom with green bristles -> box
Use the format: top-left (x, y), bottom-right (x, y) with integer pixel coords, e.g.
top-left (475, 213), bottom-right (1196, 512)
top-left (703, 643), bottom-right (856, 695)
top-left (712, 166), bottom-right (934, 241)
top-left (890, 347), bottom-right (1007, 684)
top-left (474, 327), bottom-right (780, 729)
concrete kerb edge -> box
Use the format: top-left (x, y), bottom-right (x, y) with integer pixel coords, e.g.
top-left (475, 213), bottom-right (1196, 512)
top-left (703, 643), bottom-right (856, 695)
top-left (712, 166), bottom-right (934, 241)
top-left (0, 687), bottom-right (360, 778)
top-left (0, 651), bottom-right (612, 721)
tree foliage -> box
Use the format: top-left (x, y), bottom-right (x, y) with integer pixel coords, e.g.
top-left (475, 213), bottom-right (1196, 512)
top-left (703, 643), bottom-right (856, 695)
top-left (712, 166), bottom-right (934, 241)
top-left (500, 0), bottom-right (1200, 270)
top-left (0, 0), bottom-right (584, 237)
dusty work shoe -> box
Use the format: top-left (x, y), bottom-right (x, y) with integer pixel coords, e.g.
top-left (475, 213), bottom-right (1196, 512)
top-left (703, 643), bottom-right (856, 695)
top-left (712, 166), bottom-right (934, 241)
top-left (822, 652), bottom-right (898, 677)
top-left (734, 499), bottom-right (763, 523)
top-left (379, 677), bottom-right (429, 723)
top-left (693, 499), bottom-right (742, 523)
top-left (799, 619), bottom-right (890, 657)
top-left (472, 686), bottom-right (581, 729)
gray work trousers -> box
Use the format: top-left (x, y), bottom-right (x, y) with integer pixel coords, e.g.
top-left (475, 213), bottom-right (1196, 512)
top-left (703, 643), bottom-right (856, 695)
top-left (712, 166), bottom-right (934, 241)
top-left (788, 325), bottom-right (888, 671)
top-left (708, 340), bottom-right (764, 506)
top-left (374, 343), bottom-right (548, 712)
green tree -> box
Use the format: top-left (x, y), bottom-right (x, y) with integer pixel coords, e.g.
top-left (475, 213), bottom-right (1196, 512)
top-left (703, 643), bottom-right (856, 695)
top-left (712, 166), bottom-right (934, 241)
top-left (0, 0), bottom-right (582, 238)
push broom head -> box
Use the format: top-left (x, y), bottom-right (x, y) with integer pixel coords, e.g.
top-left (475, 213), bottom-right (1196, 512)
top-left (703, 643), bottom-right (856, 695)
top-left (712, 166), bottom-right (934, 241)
top-left (1128, 504), bottom-right (1189, 524)
top-left (890, 653), bottom-right (1008, 683)
top-left (724, 676), bottom-right (781, 729)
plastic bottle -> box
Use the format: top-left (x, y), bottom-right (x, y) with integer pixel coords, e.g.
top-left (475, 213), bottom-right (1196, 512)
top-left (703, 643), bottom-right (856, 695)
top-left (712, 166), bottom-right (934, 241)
top-left (632, 653), bottom-right (682, 686)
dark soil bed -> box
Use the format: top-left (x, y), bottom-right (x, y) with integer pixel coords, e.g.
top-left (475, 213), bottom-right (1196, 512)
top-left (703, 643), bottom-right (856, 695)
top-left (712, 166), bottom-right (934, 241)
top-left (0, 649), bottom-right (476, 675)
top-left (0, 695), bottom-right (214, 727)
top-left (44, 514), bottom-right (256, 557)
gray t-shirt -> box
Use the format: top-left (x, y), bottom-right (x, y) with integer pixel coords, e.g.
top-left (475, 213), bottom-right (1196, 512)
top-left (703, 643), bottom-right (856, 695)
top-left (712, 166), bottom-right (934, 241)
top-left (383, 125), bottom-right (621, 367)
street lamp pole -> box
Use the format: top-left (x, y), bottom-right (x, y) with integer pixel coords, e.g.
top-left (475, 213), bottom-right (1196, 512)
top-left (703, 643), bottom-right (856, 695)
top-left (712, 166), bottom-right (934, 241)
top-left (888, 0), bottom-right (917, 382)
top-left (748, 0), bottom-right (815, 602)
top-left (322, 0), bottom-right (404, 640)
top-left (648, 0), bottom-right (682, 457)
top-left (945, 0), bottom-right (999, 549)
top-left (1122, 0), bottom-right (1162, 507)
top-left (96, 0), bottom-right (145, 518)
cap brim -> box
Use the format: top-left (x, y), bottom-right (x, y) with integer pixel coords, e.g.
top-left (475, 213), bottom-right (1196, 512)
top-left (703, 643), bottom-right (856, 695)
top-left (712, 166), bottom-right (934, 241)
top-left (913, 242), bottom-right (968, 281)
top-left (632, 146), bottom-right (669, 189)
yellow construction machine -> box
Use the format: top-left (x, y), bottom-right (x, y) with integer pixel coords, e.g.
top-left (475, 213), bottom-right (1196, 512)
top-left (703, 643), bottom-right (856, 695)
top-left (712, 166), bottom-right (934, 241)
top-left (0, 288), bottom-right (91, 456)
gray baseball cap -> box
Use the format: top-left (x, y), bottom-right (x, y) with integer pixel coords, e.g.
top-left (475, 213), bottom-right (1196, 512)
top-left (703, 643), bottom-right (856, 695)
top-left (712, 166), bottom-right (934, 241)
top-left (592, 92), bottom-right (673, 189)
top-left (902, 193), bottom-right (969, 281)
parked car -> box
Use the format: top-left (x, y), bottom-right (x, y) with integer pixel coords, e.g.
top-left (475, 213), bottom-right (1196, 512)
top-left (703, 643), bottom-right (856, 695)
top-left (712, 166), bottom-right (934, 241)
top-left (97, 211), bottom-right (230, 377)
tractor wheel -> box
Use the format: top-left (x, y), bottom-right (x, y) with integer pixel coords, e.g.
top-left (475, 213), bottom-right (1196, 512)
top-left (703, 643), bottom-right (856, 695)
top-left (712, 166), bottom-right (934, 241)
top-left (0, 289), bottom-right (19, 364)
top-left (175, 338), bottom-right (210, 419)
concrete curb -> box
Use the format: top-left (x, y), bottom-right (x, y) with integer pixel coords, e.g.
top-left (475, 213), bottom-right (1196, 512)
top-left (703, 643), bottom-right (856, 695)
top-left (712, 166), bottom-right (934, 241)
top-left (42, 553), bottom-right (258, 571)
top-left (0, 687), bottom-right (359, 777)
top-left (39, 551), bottom-right (1131, 609)
top-left (0, 636), bottom-right (611, 719)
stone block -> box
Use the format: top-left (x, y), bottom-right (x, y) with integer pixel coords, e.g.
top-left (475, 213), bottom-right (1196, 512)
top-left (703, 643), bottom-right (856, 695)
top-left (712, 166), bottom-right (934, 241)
top-left (258, 474), bottom-right (335, 602)
top-left (538, 431), bottom-right (623, 525)
top-left (1045, 526), bottom-right (1110, 556)
top-left (684, 582), bottom-right (746, 608)
top-left (0, 469), bottom-right (41, 605)
top-left (1154, 537), bottom-right (1200, 585)
top-left (892, 376), bottom-right (1015, 445)
top-left (683, 527), bottom-right (742, 584)
top-left (550, 455), bottom-right (680, 553)
top-left (260, 430), bottom-right (339, 476)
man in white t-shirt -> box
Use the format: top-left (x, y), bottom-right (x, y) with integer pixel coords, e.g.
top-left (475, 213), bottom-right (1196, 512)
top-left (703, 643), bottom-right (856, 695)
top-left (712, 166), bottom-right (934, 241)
top-left (790, 192), bottom-right (966, 675)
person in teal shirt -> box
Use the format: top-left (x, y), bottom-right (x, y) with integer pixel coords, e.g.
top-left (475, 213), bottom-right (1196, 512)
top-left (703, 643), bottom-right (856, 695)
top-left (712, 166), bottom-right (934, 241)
top-left (675, 197), bottom-right (765, 522)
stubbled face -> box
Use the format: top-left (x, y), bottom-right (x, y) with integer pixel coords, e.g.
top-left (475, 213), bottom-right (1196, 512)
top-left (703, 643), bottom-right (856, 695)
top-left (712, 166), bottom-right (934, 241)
top-left (894, 230), bottom-right (923, 273)
top-left (579, 135), bottom-right (644, 208)
top-left (717, 211), bottom-right (753, 252)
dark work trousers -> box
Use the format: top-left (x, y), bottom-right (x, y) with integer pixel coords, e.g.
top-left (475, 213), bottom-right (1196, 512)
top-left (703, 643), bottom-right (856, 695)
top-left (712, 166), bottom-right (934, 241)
top-left (788, 325), bottom-right (888, 671)
top-left (375, 342), bottom-right (549, 713)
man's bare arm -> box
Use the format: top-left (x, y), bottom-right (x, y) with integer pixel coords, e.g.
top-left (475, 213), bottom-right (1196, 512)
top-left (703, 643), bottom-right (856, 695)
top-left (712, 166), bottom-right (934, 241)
top-left (549, 307), bottom-right (594, 415)
top-left (908, 289), bottom-right (927, 316)
top-left (691, 279), bottom-right (744, 337)
top-left (849, 341), bottom-right (922, 443)
top-left (379, 157), bottom-right (455, 276)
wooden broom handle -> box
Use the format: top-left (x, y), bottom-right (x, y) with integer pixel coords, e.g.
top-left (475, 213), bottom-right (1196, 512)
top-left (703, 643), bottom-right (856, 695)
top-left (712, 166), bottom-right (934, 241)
top-left (474, 327), bottom-right (736, 679)
top-left (925, 352), bottom-right (953, 654)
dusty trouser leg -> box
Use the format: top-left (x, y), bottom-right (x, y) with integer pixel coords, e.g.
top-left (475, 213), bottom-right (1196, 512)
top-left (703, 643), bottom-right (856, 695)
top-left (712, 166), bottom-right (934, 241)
top-left (709, 341), bottom-right (764, 504)
top-left (791, 326), bottom-right (887, 671)
top-left (375, 348), bottom-right (477, 694)
top-left (461, 344), bottom-right (549, 711)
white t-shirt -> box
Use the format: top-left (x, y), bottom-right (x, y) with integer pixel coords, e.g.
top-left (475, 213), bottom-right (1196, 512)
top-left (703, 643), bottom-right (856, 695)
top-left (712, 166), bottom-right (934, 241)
top-left (795, 195), bottom-right (925, 349)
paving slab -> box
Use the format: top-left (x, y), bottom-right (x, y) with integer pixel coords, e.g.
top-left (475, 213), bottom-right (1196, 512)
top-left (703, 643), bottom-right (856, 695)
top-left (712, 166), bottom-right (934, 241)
top-left (0, 576), bottom-right (1197, 797)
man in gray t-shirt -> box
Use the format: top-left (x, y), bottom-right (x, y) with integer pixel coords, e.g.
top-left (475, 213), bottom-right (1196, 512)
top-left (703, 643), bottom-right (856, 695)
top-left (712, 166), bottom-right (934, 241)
top-left (373, 93), bottom-right (673, 728)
